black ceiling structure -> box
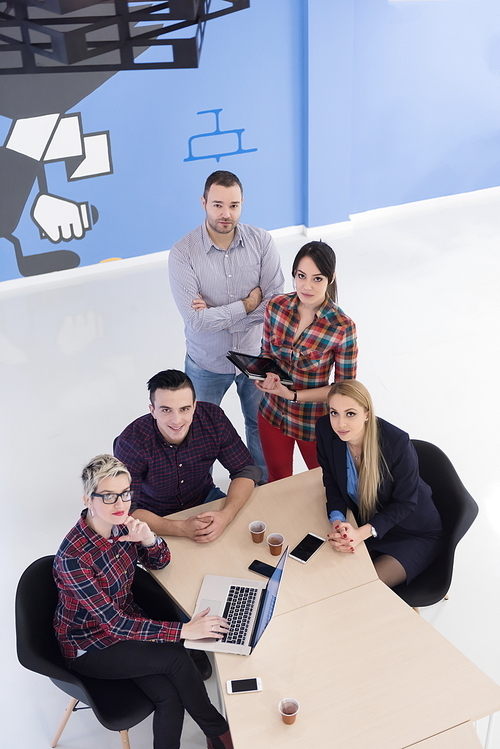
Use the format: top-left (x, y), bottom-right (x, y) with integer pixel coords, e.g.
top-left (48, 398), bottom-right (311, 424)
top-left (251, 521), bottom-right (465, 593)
top-left (0, 1), bottom-right (249, 74)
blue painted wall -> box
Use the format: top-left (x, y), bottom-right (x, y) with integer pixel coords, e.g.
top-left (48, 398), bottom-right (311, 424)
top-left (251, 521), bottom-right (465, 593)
top-left (350, 0), bottom-right (500, 213)
top-left (305, 0), bottom-right (355, 226)
top-left (1, 0), bottom-right (500, 282)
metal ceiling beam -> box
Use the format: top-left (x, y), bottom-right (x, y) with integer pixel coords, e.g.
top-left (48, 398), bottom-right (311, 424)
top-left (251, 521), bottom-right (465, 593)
top-left (0, 1), bottom-right (249, 73)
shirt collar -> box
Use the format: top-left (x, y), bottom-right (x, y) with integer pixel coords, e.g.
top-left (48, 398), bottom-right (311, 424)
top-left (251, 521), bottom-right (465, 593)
top-left (315, 295), bottom-right (334, 320)
top-left (285, 292), bottom-right (333, 320)
top-left (283, 292), bottom-right (299, 311)
top-left (77, 512), bottom-right (120, 547)
top-left (201, 221), bottom-right (243, 253)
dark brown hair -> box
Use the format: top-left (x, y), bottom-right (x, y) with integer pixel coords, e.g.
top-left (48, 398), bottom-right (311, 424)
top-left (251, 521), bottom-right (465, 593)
top-left (147, 370), bottom-right (196, 405)
top-left (292, 241), bottom-right (337, 303)
top-left (203, 171), bottom-right (243, 200)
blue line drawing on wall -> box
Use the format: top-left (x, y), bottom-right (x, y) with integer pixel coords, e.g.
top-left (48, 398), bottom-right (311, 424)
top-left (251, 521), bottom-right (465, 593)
top-left (184, 109), bottom-right (257, 163)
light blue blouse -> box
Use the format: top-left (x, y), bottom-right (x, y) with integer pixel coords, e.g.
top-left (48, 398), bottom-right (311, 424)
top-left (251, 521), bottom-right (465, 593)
top-left (328, 445), bottom-right (359, 524)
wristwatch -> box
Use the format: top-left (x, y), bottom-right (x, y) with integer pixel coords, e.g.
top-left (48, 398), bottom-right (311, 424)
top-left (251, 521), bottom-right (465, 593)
top-left (370, 525), bottom-right (378, 538)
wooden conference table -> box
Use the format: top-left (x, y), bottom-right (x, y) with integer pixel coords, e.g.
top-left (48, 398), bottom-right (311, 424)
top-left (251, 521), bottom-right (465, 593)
top-left (415, 723), bottom-right (482, 749)
top-left (151, 468), bottom-right (500, 749)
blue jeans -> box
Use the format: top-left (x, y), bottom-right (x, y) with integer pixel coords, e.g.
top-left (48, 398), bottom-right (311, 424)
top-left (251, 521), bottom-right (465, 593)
top-left (185, 354), bottom-right (267, 483)
top-left (203, 486), bottom-right (227, 503)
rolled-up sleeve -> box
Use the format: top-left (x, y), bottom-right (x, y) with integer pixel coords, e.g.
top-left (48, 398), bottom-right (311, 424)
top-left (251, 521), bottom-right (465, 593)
top-left (217, 410), bottom-right (262, 484)
top-left (333, 320), bottom-right (358, 381)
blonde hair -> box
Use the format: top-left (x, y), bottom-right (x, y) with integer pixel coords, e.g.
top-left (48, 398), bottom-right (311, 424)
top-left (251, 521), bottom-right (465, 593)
top-left (81, 454), bottom-right (131, 498)
top-left (327, 380), bottom-right (385, 521)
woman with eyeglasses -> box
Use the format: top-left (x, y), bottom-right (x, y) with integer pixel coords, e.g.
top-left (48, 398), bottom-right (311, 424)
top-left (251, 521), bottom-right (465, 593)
top-left (53, 454), bottom-right (233, 749)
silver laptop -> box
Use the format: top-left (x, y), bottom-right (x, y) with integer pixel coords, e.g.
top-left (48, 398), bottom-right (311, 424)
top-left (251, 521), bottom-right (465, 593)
top-left (184, 547), bottom-right (288, 656)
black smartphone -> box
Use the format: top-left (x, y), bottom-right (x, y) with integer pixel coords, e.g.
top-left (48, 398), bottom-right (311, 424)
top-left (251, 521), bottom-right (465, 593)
top-left (248, 559), bottom-right (275, 578)
top-left (226, 677), bottom-right (262, 694)
top-left (289, 533), bottom-right (325, 563)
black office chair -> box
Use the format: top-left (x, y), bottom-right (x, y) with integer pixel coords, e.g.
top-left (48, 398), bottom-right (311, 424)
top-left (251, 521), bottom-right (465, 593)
top-left (392, 440), bottom-right (478, 609)
top-left (15, 555), bottom-right (174, 748)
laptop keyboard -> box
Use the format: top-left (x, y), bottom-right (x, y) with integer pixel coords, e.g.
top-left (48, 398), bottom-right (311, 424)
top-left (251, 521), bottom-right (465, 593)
top-left (221, 585), bottom-right (258, 645)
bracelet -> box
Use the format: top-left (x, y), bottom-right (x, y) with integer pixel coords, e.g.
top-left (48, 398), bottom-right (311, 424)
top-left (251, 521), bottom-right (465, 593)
top-left (292, 390), bottom-right (298, 403)
top-left (142, 534), bottom-right (158, 548)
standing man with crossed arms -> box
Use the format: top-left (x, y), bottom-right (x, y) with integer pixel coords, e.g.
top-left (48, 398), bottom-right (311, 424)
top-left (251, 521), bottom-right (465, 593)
top-left (169, 170), bottom-right (284, 482)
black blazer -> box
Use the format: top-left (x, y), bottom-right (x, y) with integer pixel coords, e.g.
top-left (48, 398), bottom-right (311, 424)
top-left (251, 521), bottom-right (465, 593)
top-left (315, 416), bottom-right (442, 539)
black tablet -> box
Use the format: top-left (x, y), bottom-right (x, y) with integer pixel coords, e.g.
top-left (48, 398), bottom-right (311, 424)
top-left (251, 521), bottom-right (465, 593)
top-left (226, 351), bottom-right (293, 386)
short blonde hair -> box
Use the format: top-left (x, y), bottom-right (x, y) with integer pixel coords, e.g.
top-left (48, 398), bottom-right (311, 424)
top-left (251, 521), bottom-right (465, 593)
top-left (81, 454), bottom-right (131, 498)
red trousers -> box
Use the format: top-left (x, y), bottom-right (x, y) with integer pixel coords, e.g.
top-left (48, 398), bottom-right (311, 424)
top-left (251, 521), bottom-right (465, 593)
top-left (258, 412), bottom-right (319, 483)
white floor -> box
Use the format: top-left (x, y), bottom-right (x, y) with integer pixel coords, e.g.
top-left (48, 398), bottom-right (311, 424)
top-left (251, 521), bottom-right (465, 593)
top-left (1, 186), bottom-right (500, 748)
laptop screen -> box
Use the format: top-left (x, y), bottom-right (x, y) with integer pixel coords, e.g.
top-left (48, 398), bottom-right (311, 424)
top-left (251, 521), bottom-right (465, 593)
top-left (251, 547), bottom-right (288, 648)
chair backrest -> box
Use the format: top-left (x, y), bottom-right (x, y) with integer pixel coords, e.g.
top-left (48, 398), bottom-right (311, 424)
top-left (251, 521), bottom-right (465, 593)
top-left (15, 555), bottom-right (81, 686)
top-left (411, 440), bottom-right (478, 549)
top-left (16, 556), bottom-right (157, 734)
top-left (392, 441), bottom-right (478, 606)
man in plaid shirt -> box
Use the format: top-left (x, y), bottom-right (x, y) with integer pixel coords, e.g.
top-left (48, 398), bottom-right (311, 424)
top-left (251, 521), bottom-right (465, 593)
top-left (114, 369), bottom-right (261, 543)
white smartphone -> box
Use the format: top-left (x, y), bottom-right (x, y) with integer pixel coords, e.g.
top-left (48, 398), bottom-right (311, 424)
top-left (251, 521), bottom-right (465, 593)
top-left (289, 532), bottom-right (326, 563)
top-left (226, 677), bottom-right (262, 695)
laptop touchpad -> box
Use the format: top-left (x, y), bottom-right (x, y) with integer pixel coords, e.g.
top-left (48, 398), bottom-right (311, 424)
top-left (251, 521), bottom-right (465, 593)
top-left (200, 599), bottom-right (221, 615)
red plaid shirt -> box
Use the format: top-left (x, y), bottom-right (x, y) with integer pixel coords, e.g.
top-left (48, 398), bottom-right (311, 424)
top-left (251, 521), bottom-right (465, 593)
top-left (53, 514), bottom-right (182, 662)
top-left (259, 293), bottom-right (357, 441)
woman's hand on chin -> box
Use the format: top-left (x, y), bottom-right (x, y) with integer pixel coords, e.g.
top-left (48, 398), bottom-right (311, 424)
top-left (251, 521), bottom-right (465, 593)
top-left (117, 514), bottom-right (156, 545)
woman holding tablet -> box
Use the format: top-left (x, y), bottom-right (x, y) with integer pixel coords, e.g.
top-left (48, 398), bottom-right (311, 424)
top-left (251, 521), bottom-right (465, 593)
top-left (316, 381), bottom-right (442, 588)
top-left (255, 241), bottom-right (357, 482)
top-left (53, 454), bottom-right (233, 749)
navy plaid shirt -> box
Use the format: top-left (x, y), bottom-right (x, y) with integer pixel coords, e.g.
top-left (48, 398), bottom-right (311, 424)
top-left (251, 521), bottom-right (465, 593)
top-left (53, 514), bottom-right (182, 663)
top-left (114, 401), bottom-right (260, 515)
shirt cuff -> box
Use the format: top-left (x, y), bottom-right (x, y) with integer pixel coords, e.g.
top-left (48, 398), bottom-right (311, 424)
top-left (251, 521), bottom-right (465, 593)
top-left (230, 300), bottom-right (248, 325)
top-left (328, 511), bottom-right (346, 524)
top-left (161, 621), bottom-right (183, 643)
top-left (229, 465), bottom-right (262, 484)
top-left (141, 534), bottom-right (158, 548)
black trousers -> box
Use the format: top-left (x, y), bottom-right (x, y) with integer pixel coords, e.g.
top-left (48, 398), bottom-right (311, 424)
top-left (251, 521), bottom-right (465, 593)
top-left (72, 641), bottom-right (228, 749)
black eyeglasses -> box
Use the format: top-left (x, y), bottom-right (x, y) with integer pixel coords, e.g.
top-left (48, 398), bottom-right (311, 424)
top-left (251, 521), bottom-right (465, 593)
top-left (91, 489), bottom-right (133, 505)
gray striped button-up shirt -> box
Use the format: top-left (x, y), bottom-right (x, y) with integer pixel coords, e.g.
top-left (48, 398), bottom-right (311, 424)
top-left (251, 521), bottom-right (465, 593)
top-left (169, 222), bottom-right (284, 374)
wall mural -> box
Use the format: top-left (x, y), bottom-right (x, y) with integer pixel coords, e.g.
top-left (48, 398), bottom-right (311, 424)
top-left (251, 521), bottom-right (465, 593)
top-left (184, 108), bottom-right (257, 164)
top-left (1, 111), bottom-right (111, 276)
top-left (0, 0), bottom-right (250, 279)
